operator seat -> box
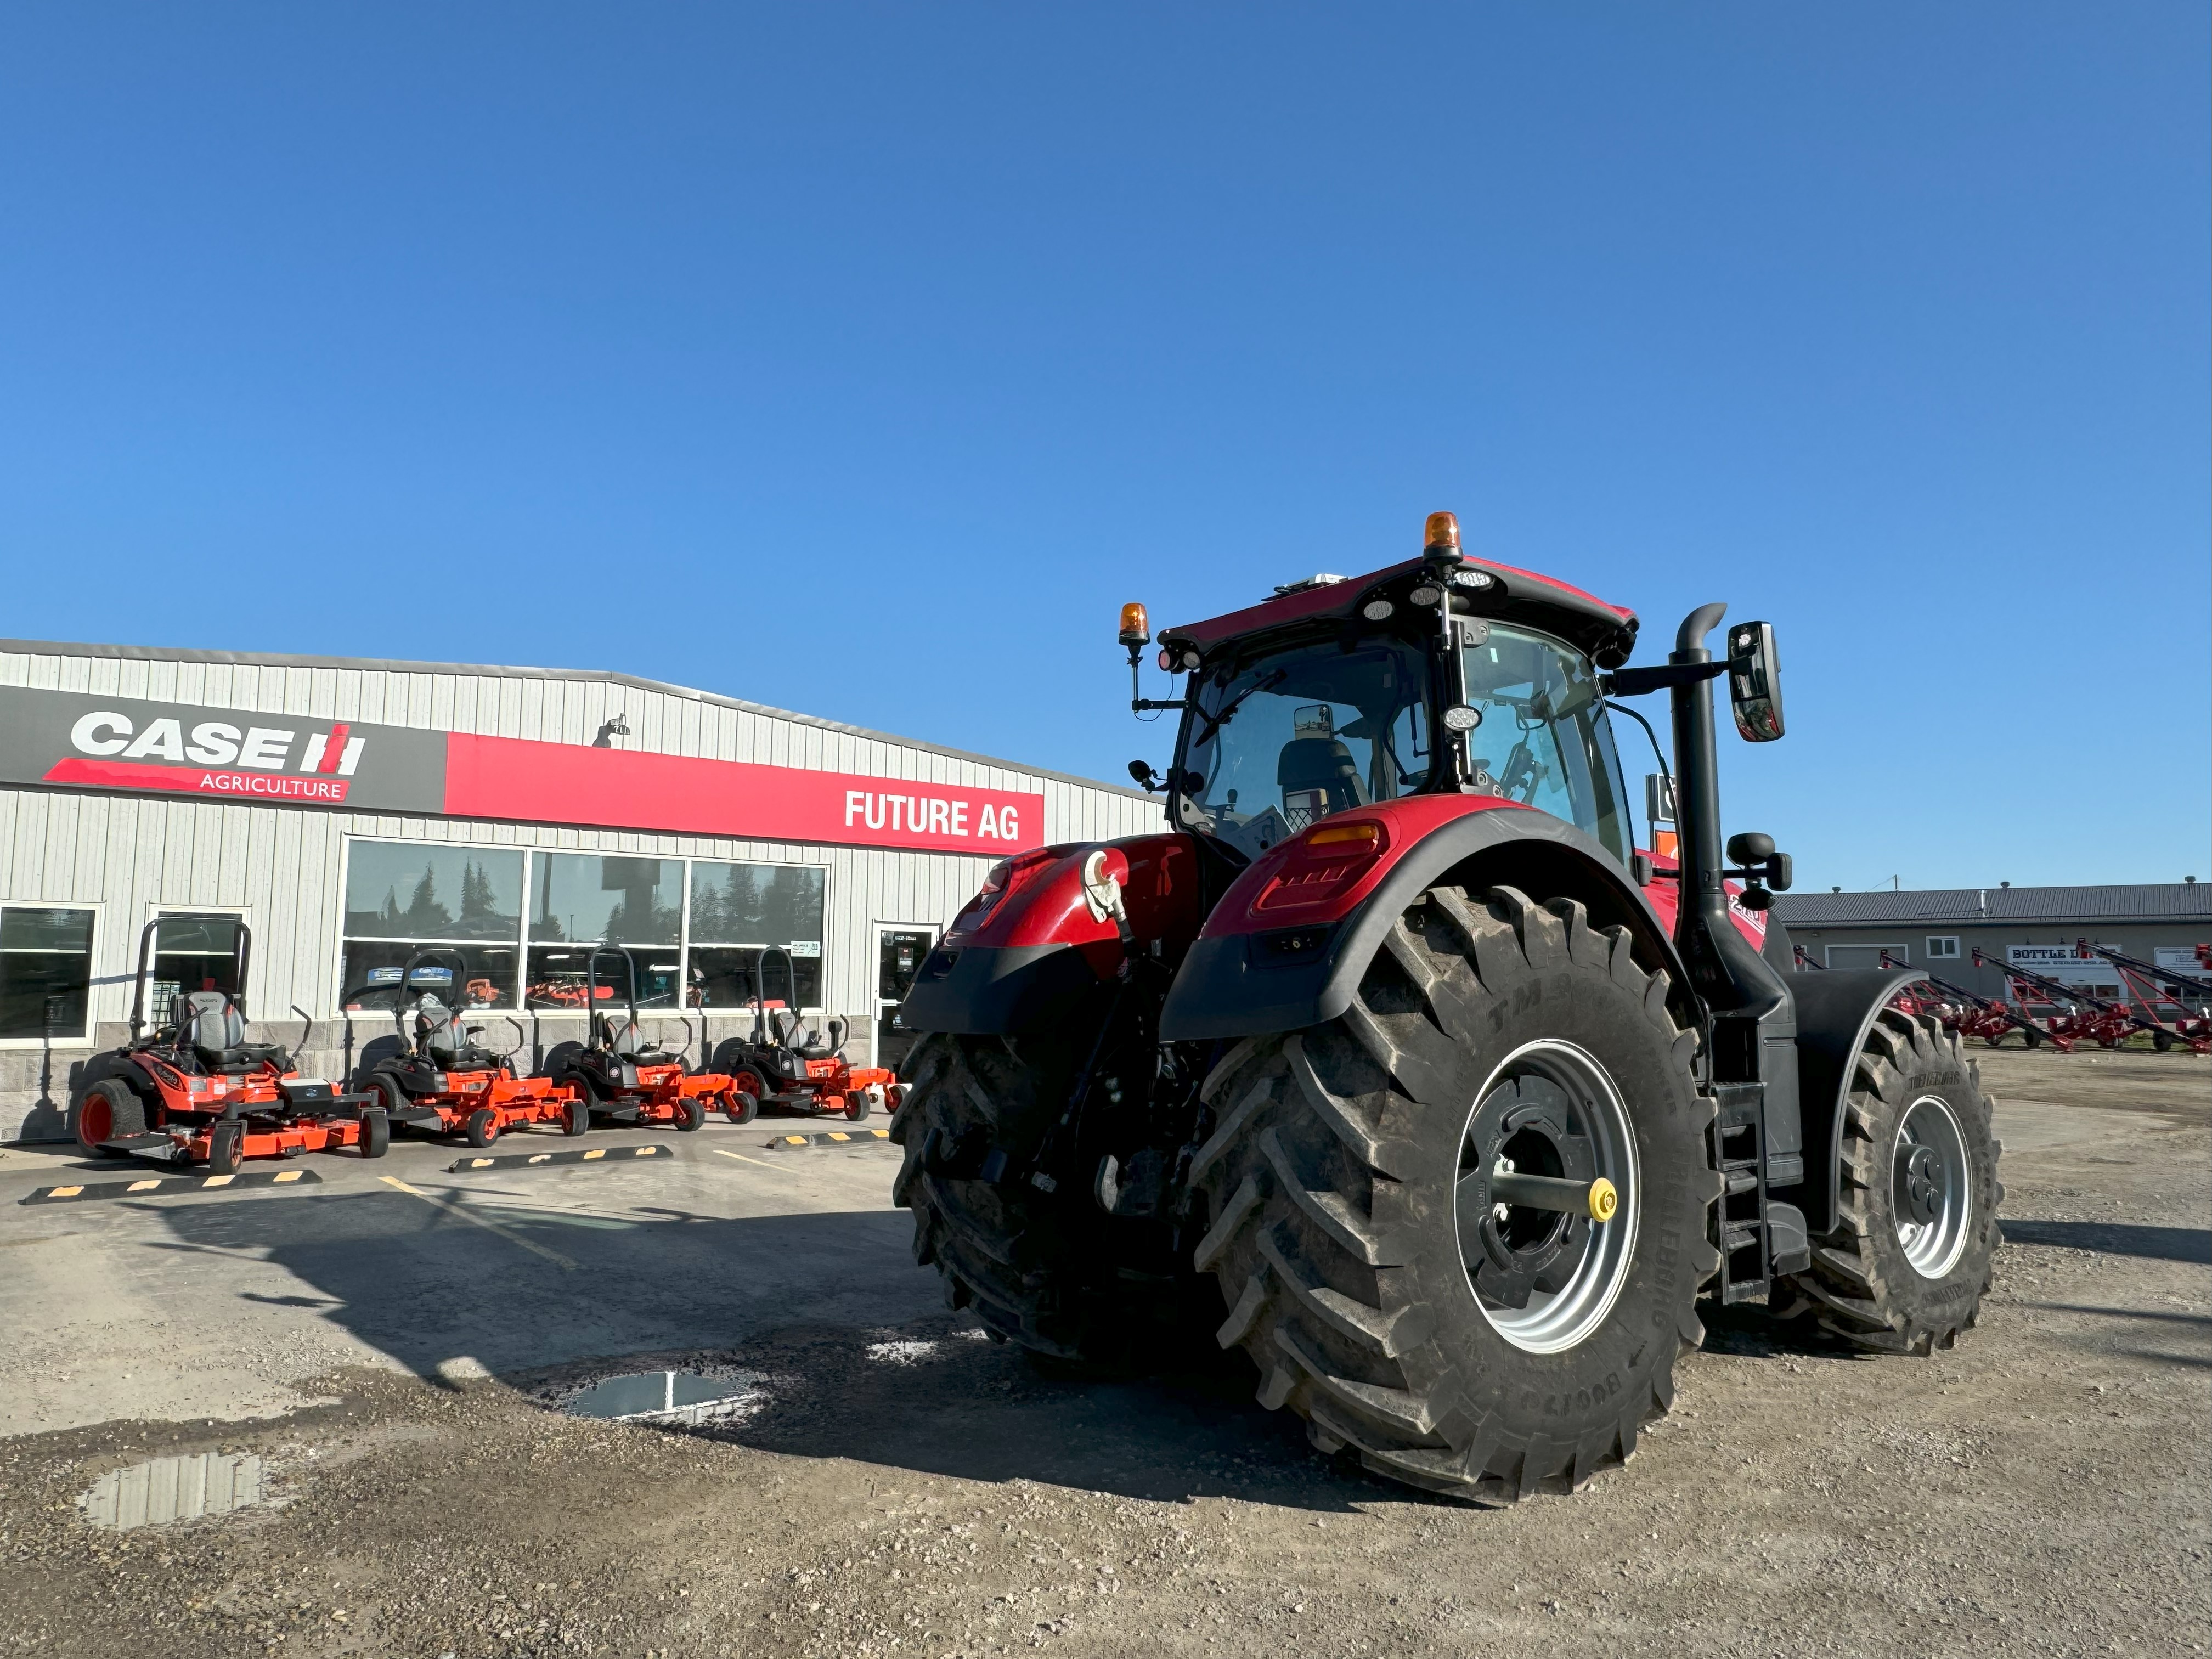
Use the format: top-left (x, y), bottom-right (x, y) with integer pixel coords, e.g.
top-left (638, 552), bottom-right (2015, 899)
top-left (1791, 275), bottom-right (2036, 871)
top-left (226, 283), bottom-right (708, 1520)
top-left (596, 1013), bottom-right (678, 1066)
top-left (773, 1012), bottom-right (846, 1065)
top-left (1277, 735), bottom-right (1368, 820)
top-left (179, 990), bottom-right (290, 1075)
top-left (411, 996), bottom-right (503, 1071)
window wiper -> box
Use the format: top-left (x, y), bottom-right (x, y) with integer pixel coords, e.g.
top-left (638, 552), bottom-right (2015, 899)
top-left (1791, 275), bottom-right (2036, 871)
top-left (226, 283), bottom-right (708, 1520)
top-left (1193, 669), bottom-right (1286, 747)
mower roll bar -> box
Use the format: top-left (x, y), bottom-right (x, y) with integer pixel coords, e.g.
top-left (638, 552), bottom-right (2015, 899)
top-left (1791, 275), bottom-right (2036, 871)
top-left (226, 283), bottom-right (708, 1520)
top-left (129, 913), bottom-right (253, 1041)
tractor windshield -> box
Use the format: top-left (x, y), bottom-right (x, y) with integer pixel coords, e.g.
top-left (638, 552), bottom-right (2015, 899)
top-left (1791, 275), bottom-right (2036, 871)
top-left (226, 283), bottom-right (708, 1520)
top-left (1172, 622), bottom-right (1633, 865)
top-left (1174, 635), bottom-right (1434, 860)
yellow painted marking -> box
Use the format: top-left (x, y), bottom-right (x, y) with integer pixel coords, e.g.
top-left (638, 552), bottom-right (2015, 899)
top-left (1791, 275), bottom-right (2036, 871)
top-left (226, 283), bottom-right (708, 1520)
top-left (712, 1148), bottom-right (801, 1176)
top-left (827, 1131), bottom-right (850, 1142)
top-left (529, 1154), bottom-right (550, 1164)
top-left (49, 1186), bottom-right (83, 1198)
top-left (376, 1175), bottom-right (579, 1270)
top-left (636, 1146), bottom-right (661, 1156)
top-left (202, 1174), bottom-right (235, 1187)
top-left (127, 1180), bottom-right (162, 1192)
top-left (274, 1170), bottom-right (304, 1183)
top-left (583, 1148), bottom-right (606, 1160)
top-left (781, 1136), bottom-right (807, 1145)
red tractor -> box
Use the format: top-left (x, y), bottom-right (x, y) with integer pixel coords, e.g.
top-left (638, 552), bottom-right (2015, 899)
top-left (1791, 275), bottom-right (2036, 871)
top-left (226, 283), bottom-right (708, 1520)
top-left (546, 944), bottom-right (738, 1131)
top-left (890, 511), bottom-right (2001, 1504)
top-left (719, 946), bottom-right (900, 1124)
top-left (71, 916), bottom-right (388, 1173)
top-left (345, 950), bottom-right (589, 1147)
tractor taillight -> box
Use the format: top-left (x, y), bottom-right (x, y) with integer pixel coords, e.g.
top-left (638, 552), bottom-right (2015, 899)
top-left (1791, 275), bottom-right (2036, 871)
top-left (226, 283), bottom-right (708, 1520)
top-left (1306, 821), bottom-right (1382, 851)
top-left (1423, 511), bottom-right (1460, 556)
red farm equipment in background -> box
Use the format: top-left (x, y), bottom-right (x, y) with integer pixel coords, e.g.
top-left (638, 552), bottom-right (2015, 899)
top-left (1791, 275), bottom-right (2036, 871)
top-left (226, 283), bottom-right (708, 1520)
top-left (2076, 941), bottom-right (2212, 1053)
top-left (71, 916), bottom-right (387, 1172)
top-left (1973, 949), bottom-right (2204, 1053)
top-left (345, 950), bottom-right (589, 1147)
top-left (1872, 950), bottom-right (2072, 1051)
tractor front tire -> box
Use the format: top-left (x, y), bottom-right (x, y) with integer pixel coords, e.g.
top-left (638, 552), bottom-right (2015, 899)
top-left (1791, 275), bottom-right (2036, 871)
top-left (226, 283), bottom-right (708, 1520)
top-left (72, 1079), bottom-right (148, 1155)
top-left (1191, 885), bottom-right (1718, 1503)
top-left (1778, 1009), bottom-right (2001, 1355)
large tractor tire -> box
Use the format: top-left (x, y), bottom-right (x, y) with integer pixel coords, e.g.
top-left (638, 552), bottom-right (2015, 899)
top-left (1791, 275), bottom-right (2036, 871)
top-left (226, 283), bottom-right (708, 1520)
top-left (891, 1031), bottom-right (1200, 1364)
top-left (1190, 885), bottom-right (1719, 1503)
top-left (1778, 1008), bottom-right (2001, 1354)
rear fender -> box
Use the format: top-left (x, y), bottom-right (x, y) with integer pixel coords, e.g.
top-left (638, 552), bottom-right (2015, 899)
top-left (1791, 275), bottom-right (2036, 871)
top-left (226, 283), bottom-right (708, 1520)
top-left (1157, 799), bottom-right (1698, 1042)
top-left (898, 833), bottom-right (1204, 1035)
top-left (1785, 967), bottom-right (1925, 1234)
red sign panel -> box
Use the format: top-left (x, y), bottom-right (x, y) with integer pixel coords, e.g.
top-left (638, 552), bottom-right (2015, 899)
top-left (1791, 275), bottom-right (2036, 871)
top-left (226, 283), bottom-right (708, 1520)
top-left (442, 734), bottom-right (1046, 854)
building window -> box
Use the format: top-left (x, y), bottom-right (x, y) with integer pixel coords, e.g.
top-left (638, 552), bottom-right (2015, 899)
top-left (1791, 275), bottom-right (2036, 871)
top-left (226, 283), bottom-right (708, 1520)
top-left (1927, 936), bottom-right (1960, 960)
top-left (340, 842), bottom-right (524, 1009)
top-left (526, 854), bottom-right (684, 1011)
top-left (0, 906), bottom-right (97, 1041)
top-left (686, 862), bottom-right (828, 1011)
top-left (148, 912), bottom-right (246, 1024)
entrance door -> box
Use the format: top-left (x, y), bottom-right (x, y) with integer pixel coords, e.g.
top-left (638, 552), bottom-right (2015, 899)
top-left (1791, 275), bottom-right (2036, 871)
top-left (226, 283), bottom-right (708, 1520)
top-left (873, 924), bottom-right (938, 1076)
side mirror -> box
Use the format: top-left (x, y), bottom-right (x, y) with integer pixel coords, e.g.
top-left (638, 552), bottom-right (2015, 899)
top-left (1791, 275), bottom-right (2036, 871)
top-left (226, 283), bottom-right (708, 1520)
top-left (1127, 759), bottom-right (1163, 793)
top-left (1726, 622), bottom-right (1784, 742)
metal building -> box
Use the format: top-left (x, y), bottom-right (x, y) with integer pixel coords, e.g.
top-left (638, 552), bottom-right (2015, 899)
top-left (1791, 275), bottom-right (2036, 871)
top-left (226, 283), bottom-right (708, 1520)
top-left (1773, 883), bottom-right (2212, 1003)
top-left (0, 637), bottom-right (1161, 1142)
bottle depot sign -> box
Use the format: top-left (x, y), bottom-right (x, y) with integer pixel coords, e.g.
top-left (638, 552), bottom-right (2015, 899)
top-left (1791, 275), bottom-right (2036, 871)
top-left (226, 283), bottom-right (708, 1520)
top-left (0, 687), bottom-right (1043, 855)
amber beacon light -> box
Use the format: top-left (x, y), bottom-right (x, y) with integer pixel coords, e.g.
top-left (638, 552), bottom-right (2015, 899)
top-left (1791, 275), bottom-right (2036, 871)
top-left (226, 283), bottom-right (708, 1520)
top-left (1423, 511), bottom-right (1460, 556)
top-left (1118, 602), bottom-right (1151, 650)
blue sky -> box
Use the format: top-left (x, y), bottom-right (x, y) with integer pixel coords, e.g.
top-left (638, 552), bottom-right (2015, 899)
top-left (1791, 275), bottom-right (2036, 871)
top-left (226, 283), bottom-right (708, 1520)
top-left (3, 5), bottom-right (2204, 890)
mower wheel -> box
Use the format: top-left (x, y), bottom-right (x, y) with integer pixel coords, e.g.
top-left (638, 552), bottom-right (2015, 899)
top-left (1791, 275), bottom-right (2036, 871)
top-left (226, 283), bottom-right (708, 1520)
top-left (1778, 1008), bottom-right (2002, 1356)
top-left (368, 1074), bottom-right (416, 1134)
top-left (845, 1090), bottom-right (873, 1123)
top-left (465, 1108), bottom-right (500, 1149)
top-left (726, 1092), bottom-right (759, 1125)
top-left (72, 1079), bottom-right (148, 1156)
top-left (672, 1095), bottom-right (706, 1133)
top-left (562, 1094), bottom-right (591, 1137)
top-left (1189, 885), bottom-right (1716, 1503)
top-left (360, 1109), bottom-right (390, 1159)
top-left (207, 1122), bottom-right (244, 1177)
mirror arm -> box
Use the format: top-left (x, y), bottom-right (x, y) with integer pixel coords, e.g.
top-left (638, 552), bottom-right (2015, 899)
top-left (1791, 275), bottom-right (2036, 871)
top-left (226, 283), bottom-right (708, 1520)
top-left (1602, 662), bottom-right (1726, 696)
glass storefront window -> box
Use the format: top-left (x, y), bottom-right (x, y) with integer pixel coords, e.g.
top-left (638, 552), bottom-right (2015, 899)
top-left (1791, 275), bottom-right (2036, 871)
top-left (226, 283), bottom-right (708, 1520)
top-left (687, 862), bottom-right (826, 1010)
top-left (523, 944), bottom-right (684, 1013)
top-left (529, 854), bottom-right (681, 946)
top-left (339, 844), bottom-right (525, 1009)
top-left (0, 907), bottom-right (97, 1040)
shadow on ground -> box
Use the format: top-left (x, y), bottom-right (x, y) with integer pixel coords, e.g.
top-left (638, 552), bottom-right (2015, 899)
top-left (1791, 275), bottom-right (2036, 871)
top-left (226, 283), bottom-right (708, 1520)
top-left (2002, 1219), bottom-right (2212, 1264)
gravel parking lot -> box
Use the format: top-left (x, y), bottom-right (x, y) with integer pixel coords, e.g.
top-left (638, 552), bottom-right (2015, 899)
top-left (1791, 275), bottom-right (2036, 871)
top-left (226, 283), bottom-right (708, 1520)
top-left (1, 1047), bottom-right (2204, 1659)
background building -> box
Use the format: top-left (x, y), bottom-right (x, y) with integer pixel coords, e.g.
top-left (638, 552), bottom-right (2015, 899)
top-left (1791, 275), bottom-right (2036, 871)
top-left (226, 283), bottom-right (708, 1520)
top-left (0, 637), bottom-right (1160, 1142)
top-left (1773, 883), bottom-right (2212, 1004)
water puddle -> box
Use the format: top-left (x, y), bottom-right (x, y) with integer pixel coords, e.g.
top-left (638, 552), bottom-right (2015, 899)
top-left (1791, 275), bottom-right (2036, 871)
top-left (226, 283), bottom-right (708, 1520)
top-left (559, 1369), bottom-right (767, 1427)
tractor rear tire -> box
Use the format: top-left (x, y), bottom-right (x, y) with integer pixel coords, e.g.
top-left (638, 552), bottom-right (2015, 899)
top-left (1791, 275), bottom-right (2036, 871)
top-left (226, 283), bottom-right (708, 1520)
top-left (1778, 1009), bottom-right (2001, 1355)
top-left (360, 1109), bottom-right (390, 1159)
top-left (72, 1079), bottom-right (148, 1155)
top-left (465, 1109), bottom-right (500, 1149)
top-left (207, 1122), bottom-right (244, 1176)
top-left (1189, 885), bottom-right (1718, 1503)
top-left (891, 1031), bottom-right (1203, 1364)
top-left (673, 1095), bottom-right (706, 1132)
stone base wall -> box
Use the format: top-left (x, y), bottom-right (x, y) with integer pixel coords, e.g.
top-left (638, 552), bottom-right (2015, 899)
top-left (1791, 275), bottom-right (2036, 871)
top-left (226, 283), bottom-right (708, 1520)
top-left (2, 1013), bottom-right (879, 1143)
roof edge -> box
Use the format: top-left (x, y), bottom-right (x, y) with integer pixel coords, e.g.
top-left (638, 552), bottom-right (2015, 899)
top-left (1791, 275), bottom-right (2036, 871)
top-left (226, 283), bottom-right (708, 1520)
top-left (0, 636), bottom-right (1158, 805)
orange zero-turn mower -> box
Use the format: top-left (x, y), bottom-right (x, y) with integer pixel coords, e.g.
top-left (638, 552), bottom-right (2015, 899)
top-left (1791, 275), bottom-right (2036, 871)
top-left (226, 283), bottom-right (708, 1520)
top-left (547, 944), bottom-right (737, 1132)
top-left (69, 915), bottom-right (387, 1174)
top-left (345, 949), bottom-right (588, 1149)
top-left (723, 946), bottom-right (901, 1124)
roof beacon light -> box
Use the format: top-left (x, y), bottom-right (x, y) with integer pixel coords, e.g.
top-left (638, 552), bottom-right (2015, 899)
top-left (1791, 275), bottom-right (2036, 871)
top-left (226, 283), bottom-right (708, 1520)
top-left (1423, 511), bottom-right (1461, 558)
top-left (1118, 602), bottom-right (1151, 649)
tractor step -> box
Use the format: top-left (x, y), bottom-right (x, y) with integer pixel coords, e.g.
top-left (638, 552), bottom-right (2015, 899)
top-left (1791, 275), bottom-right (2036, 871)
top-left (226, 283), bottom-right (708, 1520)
top-left (1709, 1084), bottom-right (1773, 1304)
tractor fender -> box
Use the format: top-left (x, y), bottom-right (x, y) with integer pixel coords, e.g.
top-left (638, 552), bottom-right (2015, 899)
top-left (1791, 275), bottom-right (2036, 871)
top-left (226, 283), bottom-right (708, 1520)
top-left (899, 832), bottom-right (1205, 1035)
top-left (1784, 966), bottom-right (1925, 1235)
top-left (1157, 798), bottom-right (1696, 1043)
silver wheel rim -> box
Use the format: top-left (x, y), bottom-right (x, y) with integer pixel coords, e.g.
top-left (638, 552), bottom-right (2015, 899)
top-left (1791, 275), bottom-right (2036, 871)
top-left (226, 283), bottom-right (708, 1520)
top-left (1893, 1094), bottom-right (1971, 1279)
top-left (1454, 1039), bottom-right (1641, 1356)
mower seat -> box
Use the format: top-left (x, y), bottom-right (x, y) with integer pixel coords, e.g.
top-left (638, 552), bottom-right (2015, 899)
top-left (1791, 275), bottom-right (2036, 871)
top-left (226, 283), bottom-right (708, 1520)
top-left (180, 991), bottom-right (290, 1074)
top-left (596, 1014), bottom-right (678, 1066)
top-left (775, 1012), bottom-right (844, 1063)
top-left (412, 996), bottom-right (502, 1070)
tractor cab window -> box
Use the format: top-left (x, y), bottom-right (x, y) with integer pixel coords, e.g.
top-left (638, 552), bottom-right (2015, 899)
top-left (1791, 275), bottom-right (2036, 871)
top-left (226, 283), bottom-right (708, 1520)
top-left (1175, 636), bottom-right (1431, 861)
top-left (1461, 623), bottom-right (1633, 863)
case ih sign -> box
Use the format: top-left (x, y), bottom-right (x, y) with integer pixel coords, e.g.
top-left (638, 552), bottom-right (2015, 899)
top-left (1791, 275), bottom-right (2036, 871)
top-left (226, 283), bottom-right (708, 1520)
top-left (0, 688), bottom-right (1044, 855)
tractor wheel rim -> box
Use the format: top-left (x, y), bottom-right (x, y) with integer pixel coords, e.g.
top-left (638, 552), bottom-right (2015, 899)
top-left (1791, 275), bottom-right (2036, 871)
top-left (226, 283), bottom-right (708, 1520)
top-left (1454, 1039), bottom-right (1640, 1356)
top-left (1892, 1094), bottom-right (1971, 1279)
